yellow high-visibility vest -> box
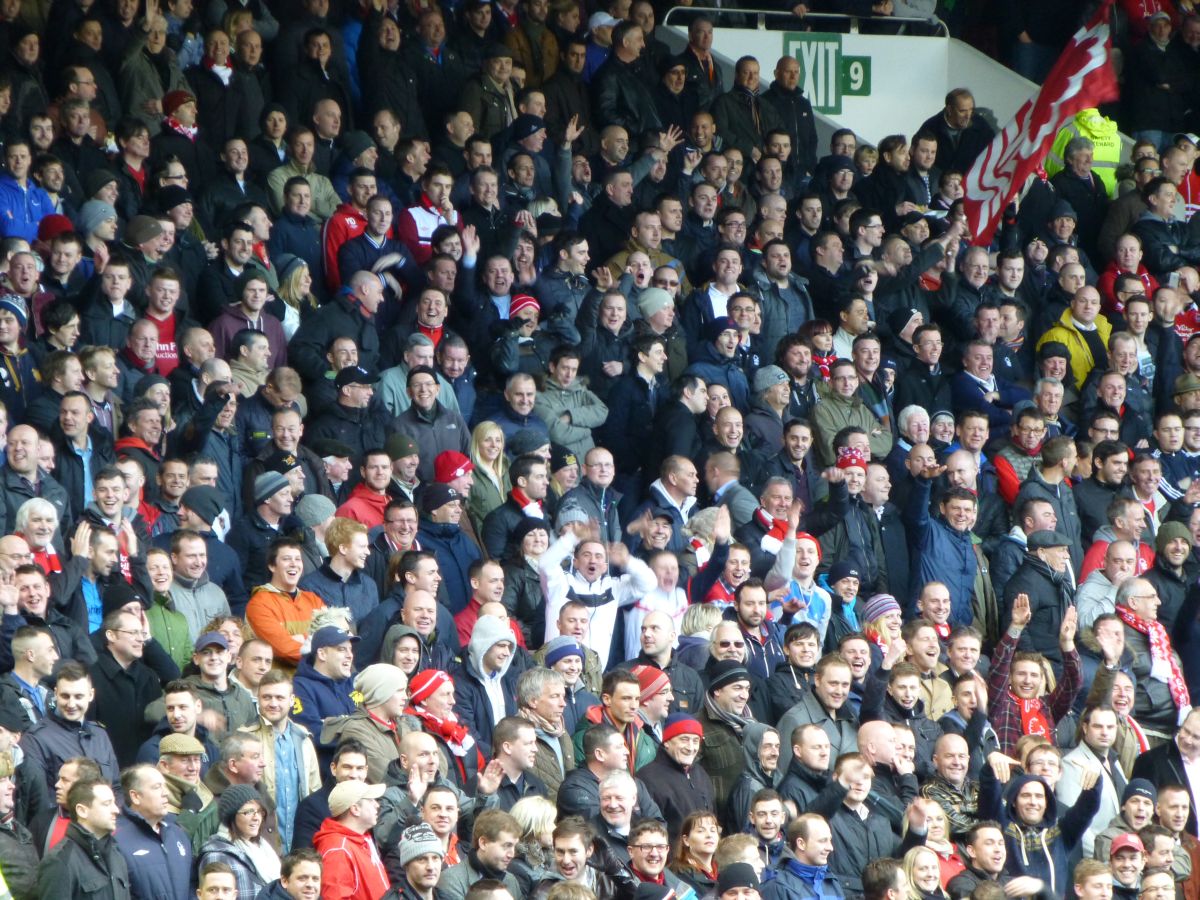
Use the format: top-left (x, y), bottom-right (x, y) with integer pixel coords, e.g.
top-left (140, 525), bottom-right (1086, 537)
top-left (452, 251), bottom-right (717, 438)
top-left (1045, 108), bottom-right (1122, 198)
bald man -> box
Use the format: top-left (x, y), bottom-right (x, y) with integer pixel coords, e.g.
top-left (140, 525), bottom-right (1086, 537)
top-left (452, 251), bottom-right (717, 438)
top-left (856, 720), bottom-right (917, 830)
top-left (919, 733), bottom-right (980, 839)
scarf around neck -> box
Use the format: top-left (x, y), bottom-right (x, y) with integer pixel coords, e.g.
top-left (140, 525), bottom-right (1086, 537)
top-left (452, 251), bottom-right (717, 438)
top-left (1116, 603), bottom-right (1190, 711)
top-left (407, 704), bottom-right (476, 757)
top-left (1011, 694), bottom-right (1051, 739)
top-left (703, 693), bottom-right (753, 737)
top-left (510, 487), bottom-right (543, 517)
top-left (754, 507), bottom-right (788, 554)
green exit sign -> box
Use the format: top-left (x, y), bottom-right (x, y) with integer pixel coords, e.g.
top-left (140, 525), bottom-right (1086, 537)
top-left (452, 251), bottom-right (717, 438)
top-left (784, 33), bottom-right (873, 115)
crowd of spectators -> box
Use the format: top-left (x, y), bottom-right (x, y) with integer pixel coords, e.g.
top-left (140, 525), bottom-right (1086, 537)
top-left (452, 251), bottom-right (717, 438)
top-left (0, 1), bottom-right (1198, 900)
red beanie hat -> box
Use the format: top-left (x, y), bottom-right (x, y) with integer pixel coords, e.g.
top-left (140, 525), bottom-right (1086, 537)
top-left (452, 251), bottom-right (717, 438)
top-left (662, 714), bottom-right (704, 743)
top-left (163, 90), bottom-right (196, 118)
top-left (510, 294), bottom-right (540, 318)
top-left (434, 451), bottom-right (473, 484)
top-left (632, 664), bottom-right (669, 702)
top-left (408, 669), bottom-right (450, 706)
top-left (36, 214), bottom-right (74, 243)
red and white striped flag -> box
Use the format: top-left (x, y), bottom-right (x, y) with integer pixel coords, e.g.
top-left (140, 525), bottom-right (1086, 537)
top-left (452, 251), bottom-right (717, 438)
top-left (962, 2), bottom-right (1120, 245)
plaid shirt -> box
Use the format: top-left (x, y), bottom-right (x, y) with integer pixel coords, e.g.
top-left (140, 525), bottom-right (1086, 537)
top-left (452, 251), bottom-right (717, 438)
top-left (986, 629), bottom-right (1082, 755)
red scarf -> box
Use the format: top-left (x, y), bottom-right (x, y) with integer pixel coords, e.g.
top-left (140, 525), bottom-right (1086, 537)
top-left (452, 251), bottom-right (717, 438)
top-left (1012, 694), bottom-right (1051, 738)
top-left (754, 507), bottom-right (788, 554)
top-left (27, 542), bottom-right (60, 576)
top-left (510, 487), bottom-right (543, 517)
top-left (933, 622), bottom-right (950, 640)
top-left (1116, 604), bottom-right (1190, 711)
top-left (406, 704), bottom-right (475, 755)
top-left (813, 351), bottom-right (835, 380)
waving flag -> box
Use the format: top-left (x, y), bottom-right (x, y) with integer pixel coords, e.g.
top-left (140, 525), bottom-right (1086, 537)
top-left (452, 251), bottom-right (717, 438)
top-left (962, 2), bottom-right (1120, 245)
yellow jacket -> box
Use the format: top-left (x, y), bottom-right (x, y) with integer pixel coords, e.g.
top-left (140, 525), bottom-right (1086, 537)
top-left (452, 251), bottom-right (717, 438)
top-left (1036, 308), bottom-right (1113, 390)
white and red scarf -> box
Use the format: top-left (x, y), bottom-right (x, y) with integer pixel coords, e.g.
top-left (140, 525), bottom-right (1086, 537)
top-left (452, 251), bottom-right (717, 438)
top-left (754, 507), bottom-right (788, 555)
top-left (1013, 695), bottom-right (1052, 738)
top-left (1116, 604), bottom-right (1190, 711)
top-left (511, 488), bottom-right (543, 518)
top-left (166, 117), bottom-right (197, 141)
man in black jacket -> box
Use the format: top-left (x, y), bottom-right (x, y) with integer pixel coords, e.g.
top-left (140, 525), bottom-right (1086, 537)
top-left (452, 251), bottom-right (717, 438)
top-left (761, 56), bottom-right (817, 179)
top-left (88, 600), bottom-right (178, 768)
top-left (591, 22), bottom-right (662, 137)
top-left (639, 714), bottom-right (714, 842)
top-left (917, 89), bottom-right (995, 176)
top-left (481, 454), bottom-right (551, 558)
top-left (34, 777), bottom-right (130, 898)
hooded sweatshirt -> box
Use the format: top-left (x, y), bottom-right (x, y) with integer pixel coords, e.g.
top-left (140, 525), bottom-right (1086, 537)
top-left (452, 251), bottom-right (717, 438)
top-left (467, 615), bottom-right (516, 729)
top-left (993, 773), bottom-right (1101, 896)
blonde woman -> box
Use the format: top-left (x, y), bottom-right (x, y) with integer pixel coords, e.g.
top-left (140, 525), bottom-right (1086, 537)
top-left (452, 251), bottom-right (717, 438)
top-left (467, 421), bottom-right (510, 533)
top-left (274, 255), bottom-right (318, 340)
top-left (509, 796), bottom-right (557, 894)
top-left (861, 594), bottom-right (904, 658)
top-left (903, 846), bottom-right (950, 900)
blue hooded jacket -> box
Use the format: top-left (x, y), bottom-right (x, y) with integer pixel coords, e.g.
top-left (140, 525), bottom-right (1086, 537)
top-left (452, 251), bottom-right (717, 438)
top-left (981, 770), bottom-right (1101, 897)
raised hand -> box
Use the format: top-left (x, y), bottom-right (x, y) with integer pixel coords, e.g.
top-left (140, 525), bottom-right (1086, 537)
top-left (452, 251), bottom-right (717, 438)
top-left (1010, 593), bottom-right (1031, 629)
top-left (1059, 605), bottom-right (1078, 648)
top-left (71, 522), bottom-right (93, 558)
top-left (820, 466), bottom-right (845, 484)
top-left (462, 224), bottom-right (480, 257)
top-left (713, 505), bottom-right (731, 544)
top-left (476, 759), bottom-right (503, 796)
top-left (565, 115), bottom-right (585, 145)
top-left (884, 637), bottom-right (908, 669)
top-left (918, 462), bottom-right (947, 481)
top-left (987, 751), bottom-right (1019, 783)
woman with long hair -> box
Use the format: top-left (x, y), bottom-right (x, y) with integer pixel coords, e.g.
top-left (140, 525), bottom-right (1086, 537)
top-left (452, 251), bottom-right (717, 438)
top-left (903, 845), bottom-right (951, 900)
top-left (920, 804), bottom-right (966, 888)
top-left (671, 811), bottom-right (722, 893)
top-left (199, 786), bottom-right (280, 899)
top-left (467, 421), bottom-right (510, 533)
top-left (274, 255), bottom-right (318, 339)
top-left (509, 796), bottom-right (558, 897)
top-left (862, 594), bottom-right (904, 659)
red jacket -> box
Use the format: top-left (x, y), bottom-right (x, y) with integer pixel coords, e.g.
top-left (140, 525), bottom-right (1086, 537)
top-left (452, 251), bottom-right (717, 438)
top-left (1096, 260), bottom-right (1158, 315)
top-left (314, 817), bottom-right (391, 900)
top-left (335, 483), bottom-right (389, 528)
top-left (323, 203), bottom-right (368, 291)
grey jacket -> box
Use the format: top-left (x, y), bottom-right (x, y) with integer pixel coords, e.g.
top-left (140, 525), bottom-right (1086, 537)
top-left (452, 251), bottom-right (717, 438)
top-left (532, 378), bottom-right (609, 460)
top-left (775, 688), bottom-right (859, 771)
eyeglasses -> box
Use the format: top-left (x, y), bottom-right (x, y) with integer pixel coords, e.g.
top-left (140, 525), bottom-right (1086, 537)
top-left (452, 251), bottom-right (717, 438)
top-left (632, 844), bottom-right (670, 853)
top-left (718, 640), bottom-right (745, 648)
top-left (112, 629), bottom-right (145, 639)
top-left (237, 808), bottom-right (263, 818)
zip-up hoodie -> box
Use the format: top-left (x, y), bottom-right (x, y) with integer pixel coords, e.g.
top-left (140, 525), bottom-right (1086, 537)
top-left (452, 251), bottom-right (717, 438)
top-left (313, 816), bottom-right (390, 900)
top-left (994, 773), bottom-right (1101, 895)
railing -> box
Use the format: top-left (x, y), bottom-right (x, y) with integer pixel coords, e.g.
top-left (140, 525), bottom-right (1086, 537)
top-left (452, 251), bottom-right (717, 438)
top-left (661, 6), bottom-right (950, 36)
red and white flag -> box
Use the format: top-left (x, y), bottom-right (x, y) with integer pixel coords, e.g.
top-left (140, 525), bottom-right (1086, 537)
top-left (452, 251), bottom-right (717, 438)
top-left (962, 2), bottom-right (1119, 245)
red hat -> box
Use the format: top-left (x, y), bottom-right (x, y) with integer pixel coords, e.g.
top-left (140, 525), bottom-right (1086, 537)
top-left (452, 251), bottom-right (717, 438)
top-left (1110, 834), bottom-right (1145, 856)
top-left (163, 90), bottom-right (196, 118)
top-left (836, 446), bottom-right (868, 470)
top-left (36, 214), bottom-right (74, 243)
top-left (662, 714), bottom-right (704, 743)
top-left (408, 669), bottom-right (450, 706)
top-left (795, 531), bottom-right (822, 559)
top-left (434, 451), bottom-right (474, 484)
top-left (510, 294), bottom-right (540, 318)
top-left (632, 664), bottom-right (669, 702)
